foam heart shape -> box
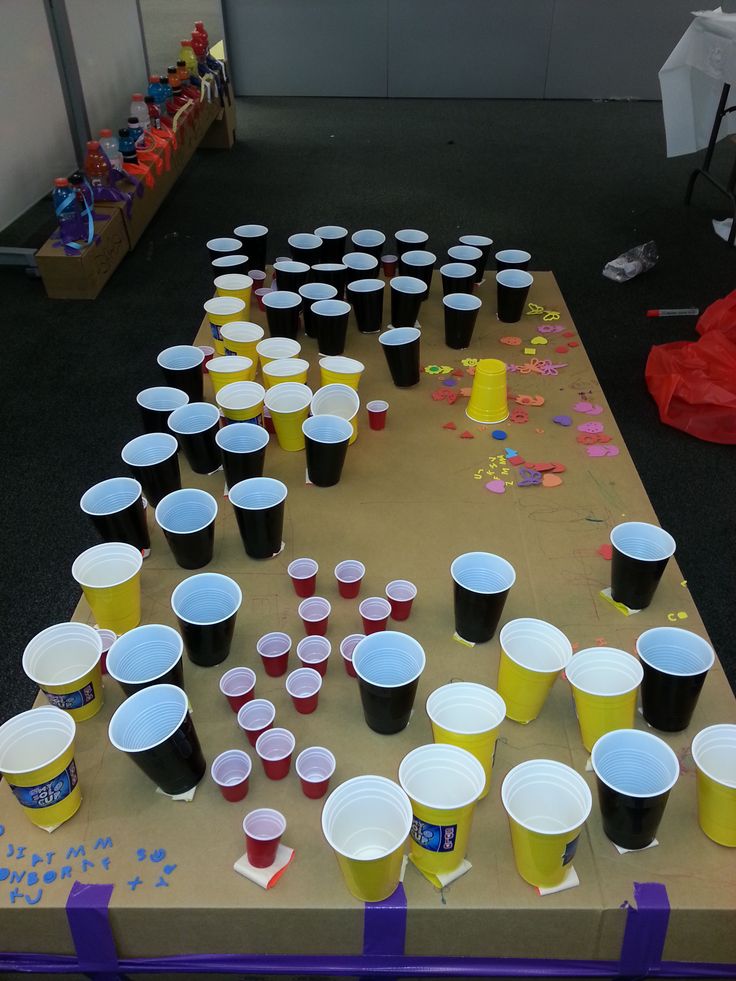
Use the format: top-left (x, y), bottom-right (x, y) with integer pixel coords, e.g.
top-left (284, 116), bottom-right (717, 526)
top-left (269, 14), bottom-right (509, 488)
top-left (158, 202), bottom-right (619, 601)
top-left (597, 544), bottom-right (613, 560)
top-left (553, 415), bottom-right (573, 426)
top-left (586, 404), bottom-right (603, 415)
top-left (586, 445), bottom-right (606, 457)
top-left (485, 480), bottom-right (506, 494)
top-left (605, 444), bottom-right (620, 456)
top-left (578, 421), bottom-right (604, 434)
top-left (573, 401), bottom-right (593, 413)
top-left (542, 474), bottom-right (562, 487)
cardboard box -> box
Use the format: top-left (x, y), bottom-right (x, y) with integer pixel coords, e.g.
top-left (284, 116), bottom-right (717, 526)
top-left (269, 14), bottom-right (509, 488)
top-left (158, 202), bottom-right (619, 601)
top-left (200, 79), bottom-right (237, 150)
top-left (35, 209), bottom-right (128, 299)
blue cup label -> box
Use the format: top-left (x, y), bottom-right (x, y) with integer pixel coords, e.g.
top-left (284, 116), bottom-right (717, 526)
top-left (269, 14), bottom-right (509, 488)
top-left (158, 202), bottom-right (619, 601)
top-left (411, 816), bottom-right (457, 853)
top-left (222, 414), bottom-right (263, 426)
top-left (44, 683), bottom-right (96, 711)
top-left (9, 760), bottom-right (78, 809)
top-left (224, 348), bottom-right (237, 356)
top-left (562, 834), bottom-right (580, 866)
top-left (209, 321), bottom-right (221, 340)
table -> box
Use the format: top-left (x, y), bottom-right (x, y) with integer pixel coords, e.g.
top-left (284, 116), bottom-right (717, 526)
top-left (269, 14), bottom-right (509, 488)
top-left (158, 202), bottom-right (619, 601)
top-left (2, 272), bottom-right (735, 976)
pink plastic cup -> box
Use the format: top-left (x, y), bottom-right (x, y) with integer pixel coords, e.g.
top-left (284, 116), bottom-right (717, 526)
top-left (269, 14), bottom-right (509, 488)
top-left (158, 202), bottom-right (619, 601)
top-left (285, 667), bottom-right (323, 714)
top-left (367, 400), bottom-right (389, 431)
top-left (219, 666), bottom-right (257, 712)
top-left (256, 727), bottom-right (295, 780)
top-left (256, 632), bottom-right (292, 677)
top-left (381, 254), bottom-right (398, 278)
top-left (298, 597), bottom-right (331, 636)
top-left (244, 808), bottom-right (286, 868)
top-left (359, 596), bottom-right (392, 634)
top-left (95, 628), bottom-right (116, 676)
top-left (340, 634), bottom-right (364, 678)
top-left (255, 287), bottom-right (272, 312)
top-left (295, 746), bottom-right (336, 799)
top-left (211, 749), bottom-right (252, 802)
top-left (335, 560), bottom-right (365, 599)
top-left (238, 698), bottom-right (276, 747)
top-left (296, 636), bottom-right (331, 676)
top-left (385, 580), bottom-right (417, 621)
top-left (288, 558), bottom-right (318, 598)
top-left (198, 345), bottom-right (215, 373)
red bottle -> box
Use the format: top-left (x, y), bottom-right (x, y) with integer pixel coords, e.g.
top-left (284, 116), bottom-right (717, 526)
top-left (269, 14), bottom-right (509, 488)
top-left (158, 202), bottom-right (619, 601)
top-left (83, 140), bottom-right (110, 189)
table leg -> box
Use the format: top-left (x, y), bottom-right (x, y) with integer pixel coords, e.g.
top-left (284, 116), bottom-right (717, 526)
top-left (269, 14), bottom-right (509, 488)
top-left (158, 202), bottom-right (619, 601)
top-left (685, 82), bottom-right (731, 204)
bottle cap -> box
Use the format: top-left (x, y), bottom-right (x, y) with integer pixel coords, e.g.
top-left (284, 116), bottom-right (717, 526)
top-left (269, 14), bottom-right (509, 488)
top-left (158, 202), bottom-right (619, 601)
top-left (99, 128), bottom-right (112, 138)
top-left (168, 66), bottom-right (177, 73)
top-left (86, 140), bottom-right (100, 150)
top-left (132, 93), bottom-right (144, 100)
top-left (177, 60), bottom-right (186, 67)
top-left (149, 75), bottom-right (159, 83)
top-left (144, 95), bottom-right (155, 104)
top-left (119, 128), bottom-right (130, 137)
top-left (127, 116), bottom-right (139, 125)
top-left (54, 177), bottom-right (69, 187)
top-left (69, 172), bottom-right (84, 185)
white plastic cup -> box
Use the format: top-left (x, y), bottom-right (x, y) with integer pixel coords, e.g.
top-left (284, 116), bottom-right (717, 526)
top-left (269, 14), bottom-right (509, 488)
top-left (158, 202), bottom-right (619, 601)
top-left (311, 383), bottom-right (360, 444)
top-left (352, 229), bottom-right (386, 254)
top-left (122, 432), bottom-right (178, 469)
top-left (220, 320), bottom-right (264, 350)
top-left (636, 626), bottom-right (715, 731)
top-left (168, 401), bottom-right (220, 436)
top-left (214, 272), bottom-right (253, 294)
top-left (212, 254), bottom-right (248, 269)
top-left (215, 381), bottom-right (266, 425)
top-left (105, 624), bottom-right (184, 695)
top-left (157, 344), bottom-right (205, 373)
top-left (207, 354), bottom-right (254, 383)
top-left (155, 488), bottom-right (218, 535)
top-left (396, 229), bottom-right (429, 249)
top-left (22, 623), bottom-right (103, 719)
top-left (342, 252), bottom-right (379, 275)
top-left (136, 386), bottom-right (189, 421)
top-left (495, 249), bottom-right (532, 268)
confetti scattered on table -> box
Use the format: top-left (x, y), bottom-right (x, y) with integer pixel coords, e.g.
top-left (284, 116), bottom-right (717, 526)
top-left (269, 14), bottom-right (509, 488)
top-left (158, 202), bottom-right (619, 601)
top-left (518, 467), bottom-right (543, 486)
top-left (500, 336), bottom-right (522, 346)
top-left (574, 401), bottom-right (593, 413)
top-left (531, 336), bottom-right (548, 346)
top-left (510, 408), bottom-right (529, 424)
top-left (553, 415), bottom-right (573, 426)
top-left (667, 611), bottom-right (689, 622)
top-left (492, 430), bottom-right (507, 440)
top-left (555, 345), bottom-right (569, 354)
top-left (452, 369), bottom-right (464, 378)
top-left (542, 473), bottom-right (563, 487)
top-left (508, 454), bottom-right (524, 465)
top-left (524, 347), bottom-right (536, 355)
top-left (597, 544), bottom-right (613, 560)
top-left (537, 323), bottom-right (565, 334)
top-left (507, 359), bottom-right (568, 376)
top-left (460, 431), bottom-right (474, 439)
top-left (563, 330), bottom-right (575, 338)
top-left (578, 421), bottom-right (604, 434)
top-left (442, 421), bottom-right (456, 430)
top-left (526, 303), bottom-right (560, 321)
top-left (485, 479), bottom-right (506, 494)
top-left (568, 341), bottom-right (579, 347)
top-left (459, 387), bottom-right (472, 397)
top-left (515, 394), bottom-right (545, 406)
top-left (461, 358), bottom-right (478, 367)
top-left (442, 378), bottom-right (457, 387)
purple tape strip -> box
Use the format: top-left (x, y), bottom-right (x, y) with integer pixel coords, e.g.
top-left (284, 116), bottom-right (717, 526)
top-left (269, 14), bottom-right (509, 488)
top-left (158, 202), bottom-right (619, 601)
top-left (618, 882), bottom-right (670, 978)
top-left (363, 883), bottom-right (407, 956)
top-left (65, 882), bottom-right (120, 978)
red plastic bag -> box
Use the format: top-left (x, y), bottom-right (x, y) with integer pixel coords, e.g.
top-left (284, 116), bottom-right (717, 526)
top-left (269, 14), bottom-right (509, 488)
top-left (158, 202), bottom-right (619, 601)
top-left (645, 289), bottom-right (736, 443)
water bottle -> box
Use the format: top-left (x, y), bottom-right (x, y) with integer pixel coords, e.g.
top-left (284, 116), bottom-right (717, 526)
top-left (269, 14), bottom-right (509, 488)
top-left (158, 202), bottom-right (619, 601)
top-left (118, 127), bottom-right (138, 165)
top-left (52, 178), bottom-right (76, 228)
top-left (84, 140), bottom-right (111, 189)
top-left (144, 95), bottom-right (161, 130)
top-left (129, 93), bottom-right (150, 131)
top-left (602, 241), bottom-right (659, 283)
top-left (127, 116), bottom-right (144, 146)
top-left (98, 129), bottom-right (124, 170)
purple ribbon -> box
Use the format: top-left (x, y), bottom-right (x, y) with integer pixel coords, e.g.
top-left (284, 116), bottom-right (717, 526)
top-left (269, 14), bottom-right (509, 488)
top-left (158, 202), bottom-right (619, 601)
top-left (65, 882), bottom-right (121, 980)
top-left (617, 882), bottom-right (670, 978)
top-left (363, 884), bottom-right (407, 956)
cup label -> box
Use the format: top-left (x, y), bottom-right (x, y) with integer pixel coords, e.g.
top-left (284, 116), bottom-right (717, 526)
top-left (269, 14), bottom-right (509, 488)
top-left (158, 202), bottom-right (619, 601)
top-left (562, 834), bottom-right (580, 866)
top-left (224, 348), bottom-right (237, 355)
top-left (9, 760), bottom-right (78, 809)
top-left (209, 321), bottom-right (222, 340)
top-left (44, 683), bottom-right (96, 711)
top-left (411, 816), bottom-right (457, 853)
top-left (222, 414), bottom-right (263, 426)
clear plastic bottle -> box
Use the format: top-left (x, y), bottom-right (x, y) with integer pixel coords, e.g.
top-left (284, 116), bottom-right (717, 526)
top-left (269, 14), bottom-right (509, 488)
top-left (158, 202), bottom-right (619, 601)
top-left (98, 128), bottom-right (124, 170)
top-left (83, 140), bottom-right (110, 189)
top-left (129, 92), bottom-right (150, 131)
top-left (602, 241), bottom-right (659, 283)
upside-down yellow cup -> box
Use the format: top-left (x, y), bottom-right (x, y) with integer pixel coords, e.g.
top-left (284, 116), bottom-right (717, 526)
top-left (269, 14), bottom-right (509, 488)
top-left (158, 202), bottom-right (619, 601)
top-left (22, 622), bottom-right (104, 721)
top-left (204, 296), bottom-right (246, 355)
top-left (566, 648), bottom-right (643, 752)
top-left (691, 724), bottom-right (736, 847)
top-left (497, 619), bottom-right (572, 724)
top-left (71, 543), bottom-right (143, 634)
top-left (319, 356), bottom-right (365, 391)
top-left (214, 273), bottom-right (253, 317)
top-left (215, 381), bottom-right (265, 425)
top-left (221, 321), bottom-right (264, 362)
top-left (262, 358), bottom-right (310, 389)
top-left (264, 382), bottom-right (312, 451)
top-left (0, 706), bottom-right (82, 830)
top-left (208, 355), bottom-right (255, 393)
top-left (311, 383), bottom-right (360, 445)
top-left (466, 357), bottom-right (508, 425)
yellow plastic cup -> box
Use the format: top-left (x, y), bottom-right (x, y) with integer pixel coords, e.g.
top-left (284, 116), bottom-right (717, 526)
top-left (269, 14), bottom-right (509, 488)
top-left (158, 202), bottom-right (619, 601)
top-left (214, 273), bottom-right (253, 317)
top-left (204, 296), bottom-right (246, 355)
top-left (311, 383), bottom-right (360, 445)
top-left (0, 706), bottom-right (81, 830)
top-left (220, 321), bottom-right (264, 362)
top-left (256, 336), bottom-right (302, 370)
top-left (321, 775), bottom-right (412, 901)
top-left (426, 683), bottom-right (506, 799)
top-left (691, 724), bottom-right (736, 846)
top-left (215, 381), bottom-right (265, 425)
top-left (71, 543), bottom-right (143, 634)
top-left (566, 648), bottom-right (643, 752)
top-left (497, 618), bottom-right (572, 724)
top-left (398, 744), bottom-right (485, 881)
top-left (22, 622), bottom-right (104, 721)
top-left (501, 759), bottom-right (592, 888)
top-left (319, 356), bottom-right (365, 391)
top-left (264, 382), bottom-right (313, 451)
top-left (466, 358), bottom-right (508, 425)
top-left (208, 354), bottom-right (255, 392)
top-left (262, 357), bottom-right (310, 389)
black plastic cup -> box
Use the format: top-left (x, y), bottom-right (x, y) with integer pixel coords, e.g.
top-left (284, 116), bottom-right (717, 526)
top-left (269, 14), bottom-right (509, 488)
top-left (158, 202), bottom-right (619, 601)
top-left (216, 422), bottom-right (269, 488)
top-left (137, 386), bottom-right (189, 435)
top-left (591, 729), bottom-right (680, 850)
top-left (352, 632), bottom-right (426, 735)
top-left (233, 224), bottom-right (268, 271)
top-left (228, 477), bottom-right (287, 559)
top-left (273, 260), bottom-right (310, 294)
top-left (450, 552), bottom-right (516, 644)
top-left (636, 627), bottom-right (715, 732)
top-left (312, 299), bottom-right (351, 356)
top-left (80, 477), bottom-right (150, 555)
top-left (342, 252), bottom-right (379, 287)
top-left (206, 237), bottom-right (243, 259)
top-left (299, 283), bottom-right (338, 338)
top-left (289, 233), bottom-right (323, 264)
top-left (155, 489), bottom-right (217, 569)
top-left (314, 225), bottom-right (348, 263)
top-left (171, 573), bottom-right (242, 667)
top-left (610, 522), bottom-right (676, 610)
top-left (389, 276), bottom-right (426, 328)
top-left (458, 235), bottom-right (493, 283)
top-left (106, 624), bottom-right (185, 697)
top-left (108, 684), bottom-right (206, 795)
top-left (122, 432), bottom-right (181, 507)
top-left (347, 278), bottom-right (385, 333)
top-left (495, 249), bottom-right (531, 272)
top-left (351, 229), bottom-right (386, 260)
top-left (395, 228), bottom-right (429, 255)
top-left (496, 270), bottom-right (534, 324)
top-left (310, 263), bottom-right (348, 298)
top-left (398, 250), bottom-right (435, 294)
top-left (303, 415), bottom-right (352, 487)
top-left (262, 290), bottom-right (302, 340)
top-left (378, 327), bottom-right (421, 387)
top-left (167, 403), bottom-right (221, 475)
top-left (443, 294), bottom-right (482, 349)
top-left (157, 345), bottom-right (205, 403)
top-left (440, 262), bottom-right (476, 297)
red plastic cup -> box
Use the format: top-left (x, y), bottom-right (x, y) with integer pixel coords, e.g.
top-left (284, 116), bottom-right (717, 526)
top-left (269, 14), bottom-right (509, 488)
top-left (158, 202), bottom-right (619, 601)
top-left (385, 580), bottom-right (417, 621)
top-left (211, 749), bottom-right (251, 802)
top-left (340, 634), bottom-right (364, 678)
top-left (255, 287), bottom-right (272, 312)
top-left (335, 560), bottom-right (365, 599)
top-left (296, 636), bottom-right (331, 675)
top-left (295, 746), bottom-right (336, 799)
top-left (263, 407), bottom-right (276, 434)
top-left (249, 269), bottom-right (267, 287)
top-left (288, 558), bottom-right (318, 598)
top-left (359, 596), bottom-right (391, 634)
top-left (381, 254), bottom-right (398, 278)
top-left (219, 666), bottom-right (256, 712)
top-left (95, 628), bottom-right (116, 676)
top-left (298, 597), bottom-right (331, 636)
top-left (237, 698), bottom-right (276, 747)
top-left (285, 667), bottom-right (323, 714)
top-left (367, 400), bottom-right (389, 431)
top-left (243, 808), bottom-right (286, 868)
top-left (256, 727), bottom-right (295, 780)
top-left (257, 631), bottom-right (292, 677)
top-left (198, 345), bottom-right (215, 373)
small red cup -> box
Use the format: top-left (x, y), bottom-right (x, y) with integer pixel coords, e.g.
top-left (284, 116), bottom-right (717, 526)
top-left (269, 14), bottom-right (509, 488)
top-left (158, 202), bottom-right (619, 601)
top-left (249, 269), bottom-right (267, 289)
top-left (219, 666), bottom-right (256, 712)
top-left (285, 667), bottom-right (322, 714)
top-left (367, 400), bottom-right (388, 431)
top-left (95, 628), bottom-right (116, 676)
top-left (298, 597), bottom-right (331, 636)
top-left (263, 407), bottom-right (276, 434)
top-left (359, 596), bottom-right (391, 634)
top-left (256, 727), bottom-right (295, 780)
top-left (381, 254), bottom-right (398, 278)
top-left (296, 636), bottom-right (331, 676)
top-left (255, 287), bottom-right (272, 312)
top-left (243, 808), bottom-right (286, 868)
top-left (295, 746), bottom-right (336, 799)
top-left (257, 631), bottom-right (292, 677)
top-left (211, 749), bottom-right (251, 802)
top-left (385, 580), bottom-right (417, 621)
top-left (238, 698), bottom-right (276, 747)
top-left (334, 560), bottom-right (365, 599)
top-left (339, 634), bottom-right (364, 677)
top-left (198, 345), bottom-right (215, 372)
top-left (288, 557), bottom-right (318, 598)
